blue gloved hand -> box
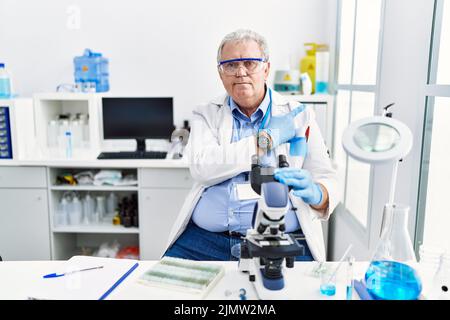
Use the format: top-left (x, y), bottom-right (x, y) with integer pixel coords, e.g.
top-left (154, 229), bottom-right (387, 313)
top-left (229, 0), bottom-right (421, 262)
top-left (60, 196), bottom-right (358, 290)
top-left (260, 105), bottom-right (305, 149)
top-left (274, 167), bottom-right (323, 206)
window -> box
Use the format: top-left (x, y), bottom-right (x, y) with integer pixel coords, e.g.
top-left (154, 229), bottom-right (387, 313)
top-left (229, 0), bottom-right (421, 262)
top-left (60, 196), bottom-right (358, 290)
top-left (421, 98), bottom-right (450, 251)
top-left (417, 0), bottom-right (450, 252)
top-left (436, 1), bottom-right (450, 84)
top-left (333, 0), bottom-right (382, 227)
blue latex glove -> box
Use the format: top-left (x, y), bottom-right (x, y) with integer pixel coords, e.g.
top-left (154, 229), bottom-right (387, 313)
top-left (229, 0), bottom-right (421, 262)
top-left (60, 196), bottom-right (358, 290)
top-left (274, 167), bottom-right (323, 206)
top-left (260, 105), bottom-right (305, 149)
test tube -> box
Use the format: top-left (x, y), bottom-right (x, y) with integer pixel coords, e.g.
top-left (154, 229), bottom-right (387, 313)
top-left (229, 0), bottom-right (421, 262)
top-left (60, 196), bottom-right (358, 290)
top-left (346, 255), bottom-right (355, 300)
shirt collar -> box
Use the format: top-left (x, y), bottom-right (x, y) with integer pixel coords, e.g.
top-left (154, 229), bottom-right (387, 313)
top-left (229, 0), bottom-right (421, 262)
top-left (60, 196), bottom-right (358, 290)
top-left (229, 88), bottom-right (271, 122)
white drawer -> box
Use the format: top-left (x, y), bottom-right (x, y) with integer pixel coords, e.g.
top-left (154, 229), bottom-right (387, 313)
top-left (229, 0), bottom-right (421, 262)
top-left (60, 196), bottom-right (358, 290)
top-left (140, 168), bottom-right (193, 188)
top-left (0, 166), bottom-right (47, 188)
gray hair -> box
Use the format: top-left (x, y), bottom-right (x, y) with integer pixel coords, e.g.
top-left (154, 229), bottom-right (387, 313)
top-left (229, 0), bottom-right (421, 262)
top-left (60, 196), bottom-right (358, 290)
top-left (217, 29), bottom-right (270, 64)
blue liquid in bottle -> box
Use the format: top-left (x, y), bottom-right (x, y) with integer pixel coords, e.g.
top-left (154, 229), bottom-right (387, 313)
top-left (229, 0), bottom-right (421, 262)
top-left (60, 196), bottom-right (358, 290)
top-left (315, 81), bottom-right (328, 94)
top-left (365, 260), bottom-right (422, 300)
top-left (320, 284), bottom-right (336, 296)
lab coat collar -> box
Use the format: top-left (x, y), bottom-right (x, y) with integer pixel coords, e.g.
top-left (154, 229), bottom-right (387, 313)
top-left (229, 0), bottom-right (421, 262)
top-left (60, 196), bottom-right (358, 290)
top-left (209, 88), bottom-right (289, 108)
top-left (228, 88), bottom-right (270, 121)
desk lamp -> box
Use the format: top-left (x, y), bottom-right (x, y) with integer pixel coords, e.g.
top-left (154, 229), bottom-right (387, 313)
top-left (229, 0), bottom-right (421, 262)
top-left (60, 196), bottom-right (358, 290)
top-left (342, 104), bottom-right (422, 300)
top-left (342, 104), bottom-right (413, 205)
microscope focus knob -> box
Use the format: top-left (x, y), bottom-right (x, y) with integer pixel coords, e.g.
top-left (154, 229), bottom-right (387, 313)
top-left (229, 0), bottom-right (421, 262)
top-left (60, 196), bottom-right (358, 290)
top-left (286, 257), bottom-right (295, 268)
top-left (260, 257), bottom-right (266, 266)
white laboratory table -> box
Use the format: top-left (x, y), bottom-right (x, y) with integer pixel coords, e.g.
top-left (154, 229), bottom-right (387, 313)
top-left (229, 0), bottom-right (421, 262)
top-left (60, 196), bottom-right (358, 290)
top-left (0, 260), bottom-right (370, 300)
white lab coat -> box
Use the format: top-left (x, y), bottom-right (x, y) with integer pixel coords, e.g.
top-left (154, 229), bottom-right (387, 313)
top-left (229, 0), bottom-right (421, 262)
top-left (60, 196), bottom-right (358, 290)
top-left (164, 90), bottom-right (340, 262)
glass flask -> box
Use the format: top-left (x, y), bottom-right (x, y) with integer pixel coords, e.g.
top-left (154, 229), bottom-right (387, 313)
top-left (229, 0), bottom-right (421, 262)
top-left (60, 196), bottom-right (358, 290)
top-left (364, 203), bottom-right (422, 300)
top-left (428, 252), bottom-right (450, 300)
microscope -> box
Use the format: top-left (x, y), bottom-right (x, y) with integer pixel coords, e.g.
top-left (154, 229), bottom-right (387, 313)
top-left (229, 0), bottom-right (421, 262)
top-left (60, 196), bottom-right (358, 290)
top-left (238, 153), bottom-right (305, 299)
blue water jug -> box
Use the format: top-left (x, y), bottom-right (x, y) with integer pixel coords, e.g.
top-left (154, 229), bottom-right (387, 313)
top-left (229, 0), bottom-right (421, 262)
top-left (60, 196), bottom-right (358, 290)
top-left (74, 49), bottom-right (109, 92)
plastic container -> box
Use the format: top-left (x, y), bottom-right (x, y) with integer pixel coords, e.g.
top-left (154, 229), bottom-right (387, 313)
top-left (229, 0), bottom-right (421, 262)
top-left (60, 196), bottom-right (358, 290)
top-left (0, 63), bottom-right (11, 99)
top-left (300, 72), bottom-right (312, 95)
top-left (65, 131), bottom-right (72, 159)
top-left (78, 113), bottom-right (89, 145)
top-left (300, 43), bottom-right (316, 94)
top-left (82, 193), bottom-right (96, 224)
top-left (106, 192), bottom-right (118, 215)
top-left (47, 120), bottom-right (59, 148)
top-left (70, 119), bottom-right (83, 148)
top-left (74, 49), bottom-right (109, 92)
top-left (55, 197), bottom-right (69, 227)
top-left (96, 196), bottom-right (106, 222)
top-left (315, 44), bottom-right (329, 94)
top-left (68, 194), bottom-right (83, 225)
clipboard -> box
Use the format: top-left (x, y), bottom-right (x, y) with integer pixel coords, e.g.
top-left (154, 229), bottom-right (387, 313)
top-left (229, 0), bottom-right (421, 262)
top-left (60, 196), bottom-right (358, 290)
top-left (28, 256), bottom-right (139, 300)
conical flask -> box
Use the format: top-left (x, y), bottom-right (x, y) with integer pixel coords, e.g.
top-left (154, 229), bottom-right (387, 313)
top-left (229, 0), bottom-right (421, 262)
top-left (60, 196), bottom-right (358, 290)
top-left (364, 203), bottom-right (422, 300)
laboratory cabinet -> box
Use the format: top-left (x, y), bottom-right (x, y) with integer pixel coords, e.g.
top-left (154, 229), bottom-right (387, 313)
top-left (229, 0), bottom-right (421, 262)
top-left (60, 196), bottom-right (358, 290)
top-left (0, 166), bottom-right (51, 261)
top-left (0, 164), bottom-right (193, 261)
top-left (139, 188), bottom-right (190, 259)
top-left (139, 168), bottom-right (193, 259)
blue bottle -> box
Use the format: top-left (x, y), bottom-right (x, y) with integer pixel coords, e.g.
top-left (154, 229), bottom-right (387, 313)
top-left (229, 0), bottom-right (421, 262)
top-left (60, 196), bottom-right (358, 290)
top-left (74, 49), bottom-right (109, 92)
top-left (0, 63), bottom-right (11, 98)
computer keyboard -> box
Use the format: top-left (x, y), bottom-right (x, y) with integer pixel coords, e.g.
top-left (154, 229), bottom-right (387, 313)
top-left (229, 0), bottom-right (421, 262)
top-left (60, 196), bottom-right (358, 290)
top-left (97, 151), bottom-right (168, 159)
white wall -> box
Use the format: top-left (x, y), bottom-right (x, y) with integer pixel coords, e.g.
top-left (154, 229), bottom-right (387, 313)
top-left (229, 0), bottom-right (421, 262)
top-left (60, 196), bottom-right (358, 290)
top-left (0, 0), bottom-right (332, 127)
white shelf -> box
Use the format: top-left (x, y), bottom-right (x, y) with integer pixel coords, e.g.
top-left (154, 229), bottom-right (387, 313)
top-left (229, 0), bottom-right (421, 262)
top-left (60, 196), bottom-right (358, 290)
top-left (52, 224), bottom-right (139, 234)
top-left (50, 185), bottom-right (138, 191)
top-left (280, 93), bottom-right (334, 104)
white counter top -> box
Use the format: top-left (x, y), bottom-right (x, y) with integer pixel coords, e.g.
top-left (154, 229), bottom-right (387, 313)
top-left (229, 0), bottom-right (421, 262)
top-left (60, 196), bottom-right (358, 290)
top-left (0, 260), bottom-right (366, 300)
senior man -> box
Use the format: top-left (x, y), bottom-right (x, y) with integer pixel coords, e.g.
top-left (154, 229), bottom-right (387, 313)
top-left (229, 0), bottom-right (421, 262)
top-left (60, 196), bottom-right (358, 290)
top-left (164, 29), bottom-right (339, 262)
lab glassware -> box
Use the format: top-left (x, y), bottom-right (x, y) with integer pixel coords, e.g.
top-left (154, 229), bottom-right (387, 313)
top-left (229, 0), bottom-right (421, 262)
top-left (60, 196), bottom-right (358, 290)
top-left (364, 204), bottom-right (422, 300)
top-left (319, 244), bottom-right (352, 296)
top-left (346, 256), bottom-right (355, 300)
top-left (320, 268), bottom-right (336, 296)
top-left (419, 244), bottom-right (445, 295)
top-left (428, 252), bottom-right (450, 300)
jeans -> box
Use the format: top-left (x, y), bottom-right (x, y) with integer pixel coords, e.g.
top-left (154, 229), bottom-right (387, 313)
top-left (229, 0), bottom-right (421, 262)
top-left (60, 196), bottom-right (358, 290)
top-left (164, 220), bottom-right (314, 262)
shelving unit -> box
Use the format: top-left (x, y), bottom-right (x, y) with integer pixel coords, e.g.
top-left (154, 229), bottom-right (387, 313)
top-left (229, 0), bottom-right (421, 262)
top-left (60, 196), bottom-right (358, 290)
top-left (50, 185), bottom-right (139, 191)
top-left (33, 93), bottom-right (102, 158)
top-left (47, 166), bottom-right (140, 260)
top-left (52, 224), bottom-right (139, 234)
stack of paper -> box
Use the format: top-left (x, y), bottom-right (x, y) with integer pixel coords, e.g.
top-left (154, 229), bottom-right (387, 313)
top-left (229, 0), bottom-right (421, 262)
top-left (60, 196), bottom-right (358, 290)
top-left (137, 257), bottom-right (224, 299)
top-left (27, 256), bottom-right (139, 300)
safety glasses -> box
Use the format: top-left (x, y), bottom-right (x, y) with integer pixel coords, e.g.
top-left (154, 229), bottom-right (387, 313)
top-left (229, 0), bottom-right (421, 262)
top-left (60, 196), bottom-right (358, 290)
top-left (218, 58), bottom-right (266, 75)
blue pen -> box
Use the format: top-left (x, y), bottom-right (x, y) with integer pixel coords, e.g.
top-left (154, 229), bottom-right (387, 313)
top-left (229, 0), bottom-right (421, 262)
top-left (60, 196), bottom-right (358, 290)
top-left (43, 266), bottom-right (104, 278)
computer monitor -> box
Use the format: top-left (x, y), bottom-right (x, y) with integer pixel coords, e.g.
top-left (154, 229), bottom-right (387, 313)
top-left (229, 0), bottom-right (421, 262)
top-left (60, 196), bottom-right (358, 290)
top-left (102, 97), bottom-right (174, 153)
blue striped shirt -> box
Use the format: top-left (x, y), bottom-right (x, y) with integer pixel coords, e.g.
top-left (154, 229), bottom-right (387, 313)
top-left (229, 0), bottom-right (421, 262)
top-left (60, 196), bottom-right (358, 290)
top-left (191, 89), bottom-right (300, 234)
